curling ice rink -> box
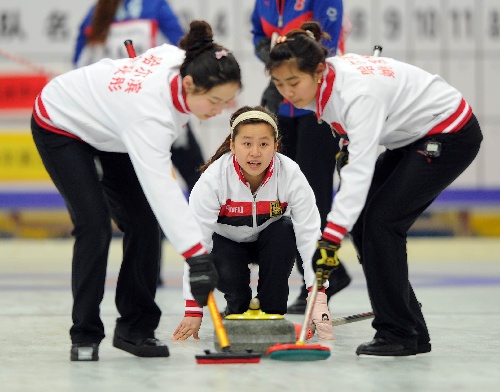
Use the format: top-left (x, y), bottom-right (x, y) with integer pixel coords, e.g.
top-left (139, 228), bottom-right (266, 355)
top-left (1, 237), bottom-right (499, 392)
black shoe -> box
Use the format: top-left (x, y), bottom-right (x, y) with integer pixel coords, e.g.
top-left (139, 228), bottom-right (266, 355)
top-left (70, 343), bottom-right (99, 361)
top-left (325, 262), bottom-right (352, 300)
top-left (113, 335), bottom-right (169, 358)
top-left (286, 295), bottom-right (307, 314)
top-left (356, 338), bottom-right (416, 356)
top-left (417, 342), bottom-right (432, 354)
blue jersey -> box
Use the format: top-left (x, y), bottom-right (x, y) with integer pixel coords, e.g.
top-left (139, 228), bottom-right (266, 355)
top-left (251, 0), bottom-right (343, 117)
top-left (73, 0), bottom-right (184, 66)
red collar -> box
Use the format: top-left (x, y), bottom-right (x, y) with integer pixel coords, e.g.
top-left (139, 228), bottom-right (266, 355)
top-left (170, 74), bottom-right (190, 114)
top-left (316, 65), bottom-right (335, 120)
top-left (232, 155), bottom-right (275, 188)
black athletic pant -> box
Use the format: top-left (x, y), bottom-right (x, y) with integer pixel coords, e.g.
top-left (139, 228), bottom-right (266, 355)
top-left (350, 114), bottom-right (483, 349)
top-left (212, 217), bottom-right (296, 314)
top-left (278, 113), bottom-right (337, 227)
top-left (170, 122), bottom-right (204, 192)
top-left (278, 113), bottom-right (342, 296)
top-left (31, 118), bottom-right (162, 344)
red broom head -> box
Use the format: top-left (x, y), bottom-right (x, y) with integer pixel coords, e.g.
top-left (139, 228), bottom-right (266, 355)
top-left (294, 323), bottom-right (314, 340)
top-left (195, 350), bottom-right (261, 364)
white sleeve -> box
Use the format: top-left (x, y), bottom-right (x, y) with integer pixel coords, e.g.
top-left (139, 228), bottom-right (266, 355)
top-left (327, 94), bottom-right (387, 232)
top-left (182, 261), bottom-right (195, 301)
top-left (188, 172), bottom-right (224, 252)
top-left (182, 171), bottom-right (223, 300)
top-left (286, 165), bottom-right (322, 289)
top-left (121, 118), bottom-right (206, 258)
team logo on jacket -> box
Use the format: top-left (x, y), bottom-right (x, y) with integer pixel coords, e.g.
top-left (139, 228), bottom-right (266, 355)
top-left (270, 200), bottom-right (283, 218)
top-left (226, 205), bottom-right (244, 214)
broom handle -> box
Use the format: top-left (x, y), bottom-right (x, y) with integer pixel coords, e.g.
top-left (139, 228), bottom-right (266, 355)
top-left (298, 282), bottom-right (319, 344)
top-left (207, 292), bottom-right (231, 352)
top-left (0, 47), bottom-right (58, 78)
top-left (330, 311), bottom-right (374, 326)
top-left (124, 39), bottom-right (137, 58)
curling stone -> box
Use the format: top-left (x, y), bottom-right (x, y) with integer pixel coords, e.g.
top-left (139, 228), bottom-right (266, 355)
top-left (214, 298), bottom-right (296, 354)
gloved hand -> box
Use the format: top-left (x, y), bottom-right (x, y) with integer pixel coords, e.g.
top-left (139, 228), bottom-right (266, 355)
top-left (307, 291), bottom-right (335, 340)
top-left (186, 254), bottom-right (218, 307)
top-left (335, 145), bottom-right (349, 176)
top-left (313, 239), bottom-right (341, 288)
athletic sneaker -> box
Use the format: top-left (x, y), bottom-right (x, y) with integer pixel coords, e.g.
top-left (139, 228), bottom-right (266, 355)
top-left (113, 334), bottom-right (169, 358)
top-left (356, 338), bottom-right (432, 356)
top-left (70, 343), bottom-right (99, 361)
top-left (356, 338), bottom-right (416, 356)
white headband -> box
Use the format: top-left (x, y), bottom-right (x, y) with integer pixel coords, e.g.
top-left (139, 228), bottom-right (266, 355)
top-left (230, 110), bottom-right (278, 138)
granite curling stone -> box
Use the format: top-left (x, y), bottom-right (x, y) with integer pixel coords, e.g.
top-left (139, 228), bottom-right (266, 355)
top-left (214, 298), bottom-right (296, 354)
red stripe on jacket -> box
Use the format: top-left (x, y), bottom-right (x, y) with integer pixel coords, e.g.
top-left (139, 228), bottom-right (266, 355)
top-left (323, 222), bottom-right (348, 244)
top-left (185, 299), bottom-right (203, 317)
top-left (426, 98), bottom-right (472, 136)
top-left (316, 66), bottom-right (335, 119)
top-left (170, 74), bottom-right (189, 114)
top-left (182, 243), bottom-right (206, 258)
top-left (33, 95), bottom-right (82, 140)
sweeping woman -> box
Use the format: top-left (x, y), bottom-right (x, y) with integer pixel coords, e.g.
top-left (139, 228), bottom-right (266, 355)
top-left (172, 106), bottom-right (335, 341)
top-left (266, 21), bottom-right (483, 356)
top-left (251, 0), bottom-right (352, 315)
top-left (31, 20), bottom-right (237, 361)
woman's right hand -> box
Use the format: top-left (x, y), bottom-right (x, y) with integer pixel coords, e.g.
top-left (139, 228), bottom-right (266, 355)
top-left (172, 317), bottom-right (203, 340)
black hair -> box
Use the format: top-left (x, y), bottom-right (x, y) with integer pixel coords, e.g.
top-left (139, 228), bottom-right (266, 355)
top-left (265, 21), bottom-right (330, 76)
top-left (87, 0), bottom-right (121, 44)
top-left (199, 105), bottom-right (282, 173)
top-left (178, 20), bottom-right (242, 93)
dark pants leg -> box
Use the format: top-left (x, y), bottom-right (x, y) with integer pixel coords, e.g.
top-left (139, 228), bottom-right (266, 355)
top-left (279, 113), bottom-right (348, 301)
top-left (350, 115), bottom-right (482, 348)
top-left (170, 122), bottom-right (203, 192)
top-left (159, 122), bottom-right (204, 286)
top-left (254, 217), bottom-right (296, 314)
top-left (212, 218), bottom-right (296, 314)
top-left (98, 153), bottom-right (162, 340)
top-left (32, 118), bottom-right (162, 343)
top-left (32, 119), bottom-right (111, 344)
top-left (212, 234), bottom-right (253, 314)
top-left (278, 113), bottom-right (337, 228)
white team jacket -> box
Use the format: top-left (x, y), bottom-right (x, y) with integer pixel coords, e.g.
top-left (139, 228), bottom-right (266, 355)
top-left (315, 53), bottom-right (472, 244)
top-left (182, 152), bottom-right (322, 313)
top-left (33, 44), bottom-right (206, 259)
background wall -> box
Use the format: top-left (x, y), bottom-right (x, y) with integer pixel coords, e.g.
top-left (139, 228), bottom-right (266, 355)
top-left (0, 0), bottom-right (499, 190)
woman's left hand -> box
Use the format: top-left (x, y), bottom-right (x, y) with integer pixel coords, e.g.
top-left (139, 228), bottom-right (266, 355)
top-left (307, 291), bottom-right (335, 340)
top-left (172, 317), bottom-right (202, 340)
